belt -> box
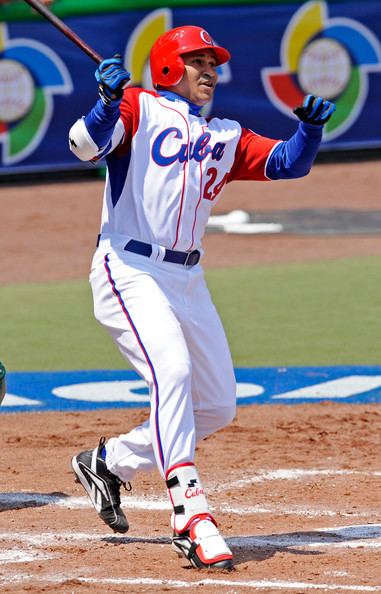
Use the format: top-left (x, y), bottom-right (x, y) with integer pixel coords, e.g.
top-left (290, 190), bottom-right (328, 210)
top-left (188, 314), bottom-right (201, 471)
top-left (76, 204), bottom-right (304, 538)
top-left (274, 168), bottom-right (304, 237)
top-left (126, 239), bottom-right (201, 267)
top-left (97, 235), bottom-right (201, 267)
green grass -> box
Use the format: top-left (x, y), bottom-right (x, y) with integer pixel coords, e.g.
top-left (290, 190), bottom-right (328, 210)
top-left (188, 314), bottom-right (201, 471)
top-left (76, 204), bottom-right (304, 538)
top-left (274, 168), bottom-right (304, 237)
top-left (1, 256), bottom-right (380, 371)
top-left (208, 257), bottom-right (381, 367)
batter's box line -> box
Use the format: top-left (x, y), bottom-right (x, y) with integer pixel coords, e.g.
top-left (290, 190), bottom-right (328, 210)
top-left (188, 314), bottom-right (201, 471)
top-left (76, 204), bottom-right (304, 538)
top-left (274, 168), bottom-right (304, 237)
top-left (0, 491), bottom-right (377, 519)
top-left (0, 523), bottom-right (380, 550)
top-left (1, 572), bottom-right (381, 591)
top-left (0, 493), bottom-right (379, 520)
top-left (213, 467), bottom-right (381, 491)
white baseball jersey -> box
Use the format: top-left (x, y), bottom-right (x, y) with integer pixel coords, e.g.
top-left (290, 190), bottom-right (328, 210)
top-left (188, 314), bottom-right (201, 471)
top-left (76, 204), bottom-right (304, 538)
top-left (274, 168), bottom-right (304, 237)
top-left (99, 88), bottom-right (279, 251)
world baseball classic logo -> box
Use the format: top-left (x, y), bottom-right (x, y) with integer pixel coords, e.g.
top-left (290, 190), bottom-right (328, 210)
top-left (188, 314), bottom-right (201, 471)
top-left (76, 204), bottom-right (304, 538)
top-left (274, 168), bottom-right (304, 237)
top-left (261, 0), bottom-right (381, 141)
top-left (0, 23), bottom-right (72, 165)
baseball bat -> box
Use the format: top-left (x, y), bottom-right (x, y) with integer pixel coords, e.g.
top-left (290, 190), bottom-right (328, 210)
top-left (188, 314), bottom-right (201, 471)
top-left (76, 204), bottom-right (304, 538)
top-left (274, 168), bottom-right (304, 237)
top-left (23, 0), bottom-right (103, 64)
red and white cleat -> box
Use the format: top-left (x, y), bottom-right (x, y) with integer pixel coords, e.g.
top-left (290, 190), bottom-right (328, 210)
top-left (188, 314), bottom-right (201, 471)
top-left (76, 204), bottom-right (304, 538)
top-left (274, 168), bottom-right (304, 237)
top-left (172, 515), bottom-right (234, 570)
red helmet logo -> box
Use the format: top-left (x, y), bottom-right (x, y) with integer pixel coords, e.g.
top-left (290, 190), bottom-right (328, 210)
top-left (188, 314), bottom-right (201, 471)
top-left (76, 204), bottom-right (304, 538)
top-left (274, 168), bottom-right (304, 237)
top-left (200, 30), bottom-right (213, 45)
top-left (149, 25), bottom-right (230, 88)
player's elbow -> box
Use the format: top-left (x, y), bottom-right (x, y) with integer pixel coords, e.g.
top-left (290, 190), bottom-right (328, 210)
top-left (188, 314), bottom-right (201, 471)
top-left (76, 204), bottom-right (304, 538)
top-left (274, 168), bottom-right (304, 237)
top-left (267, 161), bottom-right (312, 180)
top-left (286, 162), bottom-right (312, 179)
top-left (69, 118), bottom-right (99, 161)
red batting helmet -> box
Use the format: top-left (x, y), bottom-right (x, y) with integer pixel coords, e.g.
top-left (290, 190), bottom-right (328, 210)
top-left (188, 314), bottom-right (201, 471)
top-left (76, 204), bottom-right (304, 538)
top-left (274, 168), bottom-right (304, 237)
top-left (150, 25), bottom-right (231, 88)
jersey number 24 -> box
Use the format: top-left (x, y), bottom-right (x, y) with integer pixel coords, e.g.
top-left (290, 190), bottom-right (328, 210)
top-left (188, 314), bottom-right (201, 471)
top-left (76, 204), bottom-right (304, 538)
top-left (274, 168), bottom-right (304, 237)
top-left (203, 168), bottom-right (229, 201)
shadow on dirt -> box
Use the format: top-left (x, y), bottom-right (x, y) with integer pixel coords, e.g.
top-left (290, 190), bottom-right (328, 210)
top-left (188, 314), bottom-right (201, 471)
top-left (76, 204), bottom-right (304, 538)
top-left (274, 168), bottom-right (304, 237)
top-left (0, 491), bottom-right (70, 511)
top-left (102, 523), bottom-right (381, 565)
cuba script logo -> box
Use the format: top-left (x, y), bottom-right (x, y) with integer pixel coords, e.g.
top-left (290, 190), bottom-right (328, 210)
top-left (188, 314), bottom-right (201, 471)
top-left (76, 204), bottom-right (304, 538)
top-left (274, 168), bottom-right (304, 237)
top-left (185, 478), bottom-right (205, 499)
top-left (152, 127), bottom-right (226, 166)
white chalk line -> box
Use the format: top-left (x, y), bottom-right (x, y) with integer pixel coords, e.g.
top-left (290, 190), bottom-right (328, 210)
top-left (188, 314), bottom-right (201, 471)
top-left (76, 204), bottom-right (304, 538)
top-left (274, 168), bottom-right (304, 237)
top-left (218, 503), bottom-right (373, 518)
top-left (0, 523), bottom-right (380, 550)
top-left (215, 467), bottom-right (381, 491)
top-left (1, 573), bottom-right (381, 591)
top-left (0, 492), bottom-right (377, 519)
top-left (0, 549), bottom-right (55, 563)
top-left (1, 467), bottom-right (380, 519)
top-left (1, 524), bottom-right (380, 590)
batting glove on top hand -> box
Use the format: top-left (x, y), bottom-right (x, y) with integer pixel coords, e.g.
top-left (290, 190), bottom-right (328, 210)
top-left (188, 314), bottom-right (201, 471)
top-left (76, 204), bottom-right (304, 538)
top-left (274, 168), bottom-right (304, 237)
top-left (95, 54), bottom-right (131, 105)
top-left (293, 94), bottom-right (336, 126)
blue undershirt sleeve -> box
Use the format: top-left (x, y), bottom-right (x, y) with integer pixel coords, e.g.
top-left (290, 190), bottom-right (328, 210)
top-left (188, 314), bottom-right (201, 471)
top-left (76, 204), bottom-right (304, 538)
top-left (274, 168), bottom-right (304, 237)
top-left (266, 122), bottom-right (323, 180)
top-left (84, 98), bottom-right (121, 151)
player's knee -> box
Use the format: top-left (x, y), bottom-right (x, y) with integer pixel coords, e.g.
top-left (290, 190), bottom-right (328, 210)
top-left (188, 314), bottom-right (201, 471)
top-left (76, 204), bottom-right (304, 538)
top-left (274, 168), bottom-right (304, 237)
top-left (203, 403), bottom-right (236, 434)
top-left (218, 377), bottom-right (237, 427)
top-left (155, 360), bottom-right (192, 393)
top-left (217, 404), bottom-right (236, 428)
top-left (169, 361), bottom-right (192, 386)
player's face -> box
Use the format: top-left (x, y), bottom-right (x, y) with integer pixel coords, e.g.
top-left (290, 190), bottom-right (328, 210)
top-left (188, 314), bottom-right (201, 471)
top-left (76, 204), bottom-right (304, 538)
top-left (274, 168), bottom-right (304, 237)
top-left (171, 50), bottom-right (218, 106)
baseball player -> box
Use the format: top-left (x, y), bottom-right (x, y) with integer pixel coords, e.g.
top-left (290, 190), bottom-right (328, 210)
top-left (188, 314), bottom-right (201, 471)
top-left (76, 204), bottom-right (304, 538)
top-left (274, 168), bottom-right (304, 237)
top-left (69, 26), bottom-right (335, 570)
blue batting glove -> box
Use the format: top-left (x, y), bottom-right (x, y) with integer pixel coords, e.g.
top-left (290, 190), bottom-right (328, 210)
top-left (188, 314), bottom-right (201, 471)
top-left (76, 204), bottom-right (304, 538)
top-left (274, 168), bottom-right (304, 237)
top-left (95, 54), bottom-right (131, 105)
top-left (293, 94), bottom-right (336, 126)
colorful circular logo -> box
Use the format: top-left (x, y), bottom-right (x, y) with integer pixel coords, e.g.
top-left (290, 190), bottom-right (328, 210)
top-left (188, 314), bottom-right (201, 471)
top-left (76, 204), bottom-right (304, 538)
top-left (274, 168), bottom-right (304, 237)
top-left (261, 1), bottom-right (381, 140)
top-left (0, 23), bottom-right (72, 165)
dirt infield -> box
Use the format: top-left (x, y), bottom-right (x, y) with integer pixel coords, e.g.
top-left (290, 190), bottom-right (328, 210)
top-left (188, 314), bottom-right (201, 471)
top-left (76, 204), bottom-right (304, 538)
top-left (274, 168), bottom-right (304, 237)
top-left (1, 160), bottom-right (381, 285)
top-left (1, 405), bottom-right (381, 593)
top-left (1, 159), bottom-right (381, 592)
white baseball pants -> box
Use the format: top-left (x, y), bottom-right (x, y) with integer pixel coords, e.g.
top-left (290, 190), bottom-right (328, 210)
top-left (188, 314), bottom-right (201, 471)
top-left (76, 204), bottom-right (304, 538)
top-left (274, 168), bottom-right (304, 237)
top-left (89, 243), bottom-right (236, 482)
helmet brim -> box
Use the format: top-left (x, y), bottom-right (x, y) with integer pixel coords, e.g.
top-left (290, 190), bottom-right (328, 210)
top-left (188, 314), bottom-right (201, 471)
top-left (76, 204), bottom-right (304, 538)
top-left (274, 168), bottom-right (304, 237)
top-left (181, 45), bottom-right (231, 66)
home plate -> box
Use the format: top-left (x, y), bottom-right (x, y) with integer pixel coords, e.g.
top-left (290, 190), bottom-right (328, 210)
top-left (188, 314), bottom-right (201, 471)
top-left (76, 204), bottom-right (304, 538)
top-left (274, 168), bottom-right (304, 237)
top-left (207, 210), bottom-right (282, 234)
top-left (208, 209), bottom-right (251, 225)
top-left (223, 222), bottom-right (283, 234)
